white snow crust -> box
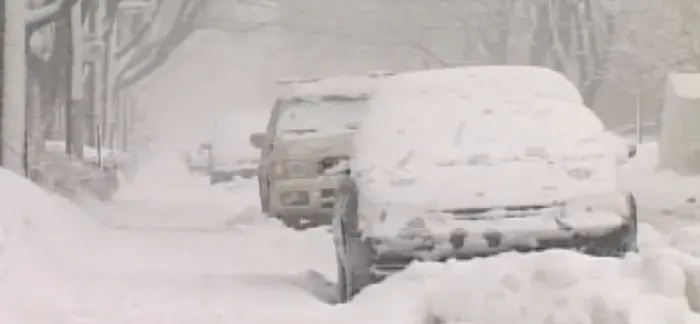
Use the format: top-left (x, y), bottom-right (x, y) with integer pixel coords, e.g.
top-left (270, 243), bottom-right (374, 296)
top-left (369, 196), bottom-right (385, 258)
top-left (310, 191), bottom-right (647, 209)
top-left (353, 66), bottom-right (621, 234)
top-left (45, 140), bottom-right (133, 165)
top-left (8, 23), bottom-right (700, 324)
top-left (621, 142), bottom-right (700, 211)
top-left (5, 130), bottom-right (700, 324)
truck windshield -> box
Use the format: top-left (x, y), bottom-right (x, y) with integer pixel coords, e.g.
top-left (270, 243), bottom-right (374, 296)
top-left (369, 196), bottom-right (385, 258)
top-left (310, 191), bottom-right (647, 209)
top-left (275, 98), bottom-right (368, 138)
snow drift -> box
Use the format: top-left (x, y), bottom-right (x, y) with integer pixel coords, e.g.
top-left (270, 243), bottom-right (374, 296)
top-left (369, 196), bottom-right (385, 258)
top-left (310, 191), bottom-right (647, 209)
top-left (336, 240), bottom-right (700, 324)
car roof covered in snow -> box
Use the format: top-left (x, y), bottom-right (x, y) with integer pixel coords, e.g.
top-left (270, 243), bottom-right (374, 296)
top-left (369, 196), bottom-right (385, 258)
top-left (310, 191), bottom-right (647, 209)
top-left (353, 65), bottom-right (604, 173)
top-left (276, 72), bottom-right (393, 101)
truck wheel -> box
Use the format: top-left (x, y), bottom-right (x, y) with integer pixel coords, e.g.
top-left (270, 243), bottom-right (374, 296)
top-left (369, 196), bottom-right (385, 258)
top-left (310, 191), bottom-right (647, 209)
top-left (279, 214), bottom-right (302, 230)
top-left (336, 254), bottom-right (350, 303)
top-left (337, 236), bottom-right (375, 302)
top-left (622, 193), bottom-right (639, 253)
top-left (210, 172), bottom-right (224, 185)
top-left (259, 180), bottom-right (270, 213)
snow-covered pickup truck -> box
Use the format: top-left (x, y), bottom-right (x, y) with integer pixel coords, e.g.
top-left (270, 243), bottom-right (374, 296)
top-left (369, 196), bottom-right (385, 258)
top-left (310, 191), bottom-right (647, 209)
top-left (249, 72), bottom-right (391, 229)
top-left (331, 66), bottom-right (639, 302)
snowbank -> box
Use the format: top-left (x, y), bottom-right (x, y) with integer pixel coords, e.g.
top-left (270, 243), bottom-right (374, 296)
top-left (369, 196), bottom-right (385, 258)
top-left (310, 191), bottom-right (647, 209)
top-left (0, 167), bottom-right (107, 320)
top-left (620, 142), bottom-right (700, 211)
top-left (0, 167), bottom-right (100, 269)
top-left (336, 241), bottom-right (700, 324)
top-left (419, 249), bottom-right (700, 324)
top-left (45, 140), bottom-right (133, 165)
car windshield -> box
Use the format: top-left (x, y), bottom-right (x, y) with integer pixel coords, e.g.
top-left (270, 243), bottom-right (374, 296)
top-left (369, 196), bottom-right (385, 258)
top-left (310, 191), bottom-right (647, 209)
top-left (275, 98), bottom-right (368, 137)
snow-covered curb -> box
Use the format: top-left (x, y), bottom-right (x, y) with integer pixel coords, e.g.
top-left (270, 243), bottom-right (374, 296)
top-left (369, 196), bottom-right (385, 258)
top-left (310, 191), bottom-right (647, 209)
top-left (620, 142), bottom-right (700, 212)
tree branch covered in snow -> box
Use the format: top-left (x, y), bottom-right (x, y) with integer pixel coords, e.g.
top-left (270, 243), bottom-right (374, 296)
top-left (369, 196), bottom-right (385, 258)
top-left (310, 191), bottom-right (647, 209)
top-left (116, 0), bottom-right (210, 88)
top-left (115, 0), bottom-right (165, 59)
top-left (26, 0), bottom-right (80, 33)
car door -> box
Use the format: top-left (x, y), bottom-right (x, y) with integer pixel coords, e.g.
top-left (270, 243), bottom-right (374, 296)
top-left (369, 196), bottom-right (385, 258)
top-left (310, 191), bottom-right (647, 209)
top-left (258, 101), bottom-right (283, 197)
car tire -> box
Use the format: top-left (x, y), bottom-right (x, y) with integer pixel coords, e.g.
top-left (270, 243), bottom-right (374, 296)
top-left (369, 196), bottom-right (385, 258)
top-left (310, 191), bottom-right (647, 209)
top-left (594, 194), bottom-right (639, 257)
top-left (279, 214), bottom-right (303, 230)
top-left (336, 254), bottom-right (350, 303)
top-left (623, 193), bottom-right (639, 253)
top-left (337, 235), bottom-right (375, 302)
top-left (209, 171), bottom-right (227, 185)
top-left (258, 179), bottom-right (270, 213)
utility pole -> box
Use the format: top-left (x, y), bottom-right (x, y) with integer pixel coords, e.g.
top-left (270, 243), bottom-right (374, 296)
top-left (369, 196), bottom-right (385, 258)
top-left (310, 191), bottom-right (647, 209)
top-left (68, 0), bottom-right (86, 158)
top-left (2, 0), bottom-right (28, 176)
top-left (86, 0), bottom-right (105, 149)
top-left (104, 6), bottom-right (118, 150)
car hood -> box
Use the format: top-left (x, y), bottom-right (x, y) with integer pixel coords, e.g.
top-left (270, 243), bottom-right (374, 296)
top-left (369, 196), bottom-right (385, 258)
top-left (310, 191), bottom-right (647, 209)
top-left (274, 131), bottom-right (354, 158)
top-left (359, 157), bottom-right (619, 210)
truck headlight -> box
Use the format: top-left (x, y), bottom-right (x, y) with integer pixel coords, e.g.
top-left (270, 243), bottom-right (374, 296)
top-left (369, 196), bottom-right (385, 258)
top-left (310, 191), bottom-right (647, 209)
top-left (563, 192), bottom-right (632, 219)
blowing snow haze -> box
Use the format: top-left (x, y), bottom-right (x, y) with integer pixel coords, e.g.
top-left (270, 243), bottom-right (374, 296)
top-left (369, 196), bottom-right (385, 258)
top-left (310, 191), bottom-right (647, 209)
top-left (4, 0), bottom-right (700, 323)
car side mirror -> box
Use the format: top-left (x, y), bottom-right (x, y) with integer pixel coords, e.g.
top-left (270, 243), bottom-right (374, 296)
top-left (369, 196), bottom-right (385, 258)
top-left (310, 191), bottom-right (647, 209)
top-left (627, 143), bottom-right (637, 159)
top-left (249, 132), bottom-right (269, 149)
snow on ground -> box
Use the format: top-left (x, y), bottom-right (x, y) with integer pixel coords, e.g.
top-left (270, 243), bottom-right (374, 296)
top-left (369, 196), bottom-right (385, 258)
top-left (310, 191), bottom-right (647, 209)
top-left (0, 155), bottom-right (343, 323)
top-left (620, 141), bottom-right (700, 261)
top-left (2, 143), bottom-right (700, 323)
top-left (620, 142), bottom-right (700, 213)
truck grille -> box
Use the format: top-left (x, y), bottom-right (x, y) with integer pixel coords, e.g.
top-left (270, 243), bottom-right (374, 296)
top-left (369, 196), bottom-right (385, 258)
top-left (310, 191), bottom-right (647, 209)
top-left (445, 204), bottom-right (558, 220)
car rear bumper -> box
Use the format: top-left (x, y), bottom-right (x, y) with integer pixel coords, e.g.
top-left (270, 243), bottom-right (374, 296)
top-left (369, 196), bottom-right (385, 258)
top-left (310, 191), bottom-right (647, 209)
top-left (269, 176), bottom-right (342, 223)
top-left (365, 220), bottom-right (636, 278)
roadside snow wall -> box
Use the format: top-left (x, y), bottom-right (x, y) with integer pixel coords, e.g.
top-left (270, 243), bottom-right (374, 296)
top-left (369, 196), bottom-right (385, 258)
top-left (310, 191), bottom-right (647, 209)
top-left (0, 167), bottom-right (97, 271)
top-left (659, 73), bottom-right (700, 175)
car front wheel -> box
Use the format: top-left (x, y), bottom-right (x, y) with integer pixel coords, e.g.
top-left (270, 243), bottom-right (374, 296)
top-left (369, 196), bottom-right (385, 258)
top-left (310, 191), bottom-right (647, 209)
top-left (336, 234), bottom-right (375, 303)
top-left (209, 171), bottom-right (232, 185)
top-left (258, 178), bottom-right (270, 213)
top-left (336, 254), bottom-right (350, 303)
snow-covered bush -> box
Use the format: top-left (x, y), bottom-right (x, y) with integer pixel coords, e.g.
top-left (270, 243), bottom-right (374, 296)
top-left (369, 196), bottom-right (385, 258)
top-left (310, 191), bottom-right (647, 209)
top-left (32, 151), bottom-right (119, 201)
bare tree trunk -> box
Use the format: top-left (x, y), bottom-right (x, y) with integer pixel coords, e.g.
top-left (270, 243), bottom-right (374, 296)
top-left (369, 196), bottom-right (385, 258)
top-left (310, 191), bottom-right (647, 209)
top-left (68, 1), bottom-right (85, 158)
top-left (484, 0), bottom-right (513, 64)
top-left (529, 1), bottom-right (552, 66)
top-left (26, 52), bottom-right (44, 176)
top-left (579, 0), bottom-right (614, 107)
top-left (3, 0), bottom-right (28, 176)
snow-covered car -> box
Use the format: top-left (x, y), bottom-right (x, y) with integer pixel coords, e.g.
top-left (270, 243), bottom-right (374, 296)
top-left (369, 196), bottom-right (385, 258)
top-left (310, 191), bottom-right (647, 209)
top-left (208, 112), bottom-right (265, 185)
top-left (185, 142), bottom-right (211, 174)
top-left (249, 72), bottom-right (392, 229)
top-left (332, 66), bottom-right (639, 302)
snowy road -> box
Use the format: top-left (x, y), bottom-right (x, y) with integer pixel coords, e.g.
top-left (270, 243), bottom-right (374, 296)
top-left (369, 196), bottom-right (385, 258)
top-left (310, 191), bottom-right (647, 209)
top-left (3, 152), bottom-right (700, 323)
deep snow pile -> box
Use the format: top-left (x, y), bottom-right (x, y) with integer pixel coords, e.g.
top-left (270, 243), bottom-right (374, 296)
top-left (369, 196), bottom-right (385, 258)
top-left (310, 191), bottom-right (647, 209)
top-left (619, 142), bottom-right (700, 259)
top-left (620, 142), bottom-right (700, 212)
top-left (419, 249), bottom-right (700, 324)
top-left (335, 239), bottom-right (700, 324)
top-left (0, 168), bottom-right (107, 321)
top-left (6, 150), bottom-right (700, 323)
top-left (0, 168), bottom-right (98, 260)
